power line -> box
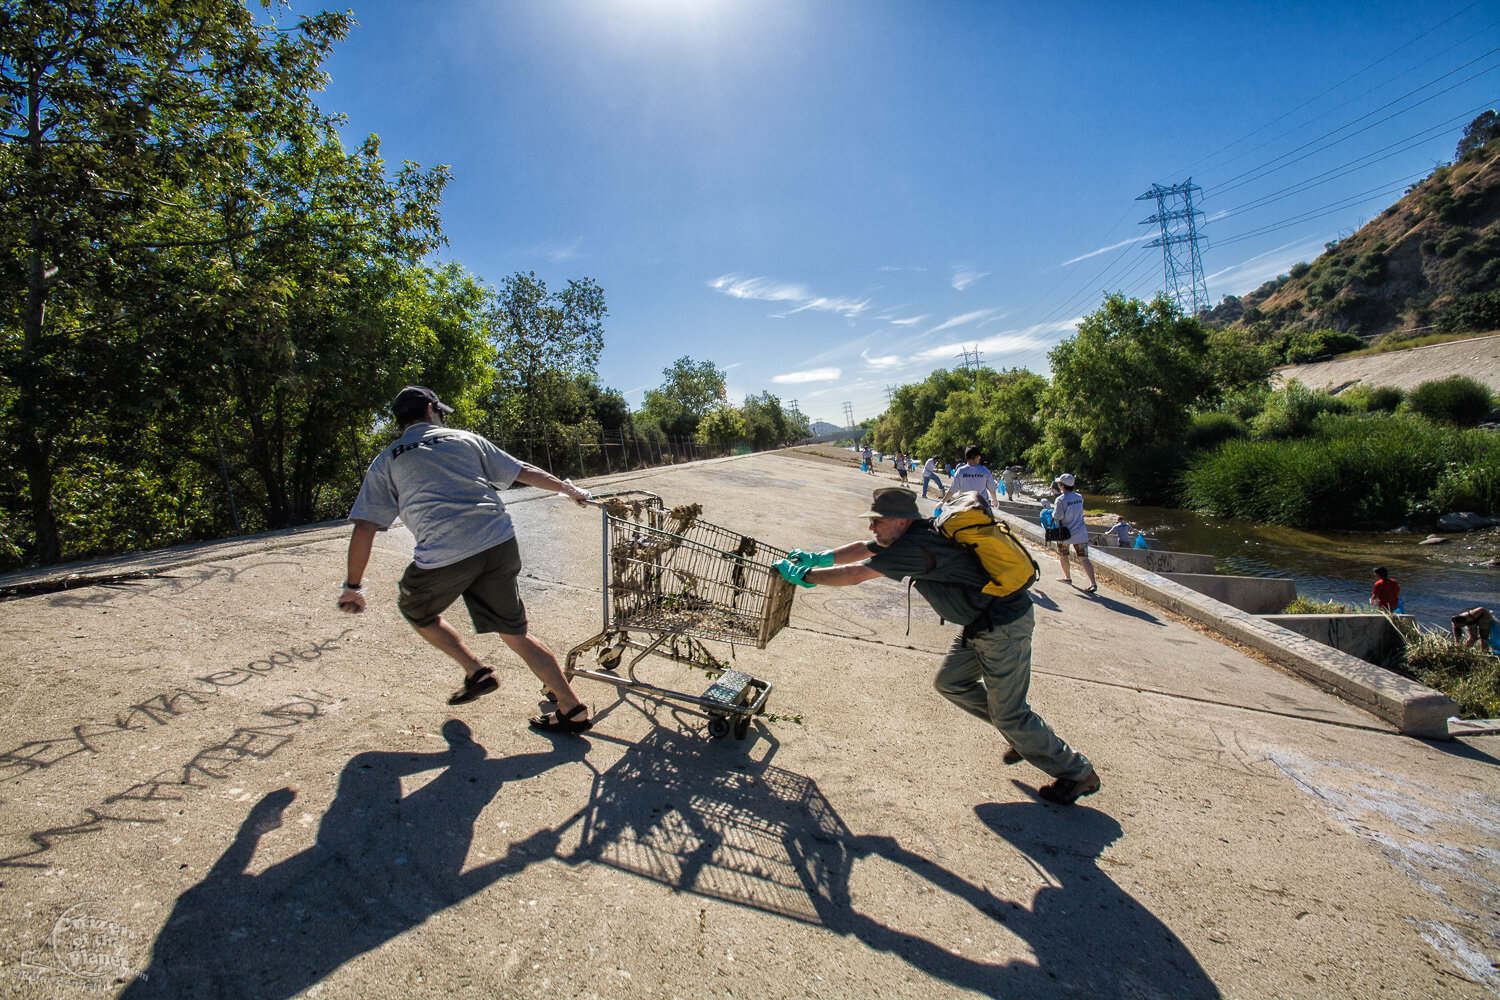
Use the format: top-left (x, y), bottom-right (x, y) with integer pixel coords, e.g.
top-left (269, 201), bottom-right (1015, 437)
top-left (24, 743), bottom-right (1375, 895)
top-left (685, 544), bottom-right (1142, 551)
top-left (1214, 53), bottom-right (1500, 196)
top-left (1175, 0), bottom-right (1490, 177)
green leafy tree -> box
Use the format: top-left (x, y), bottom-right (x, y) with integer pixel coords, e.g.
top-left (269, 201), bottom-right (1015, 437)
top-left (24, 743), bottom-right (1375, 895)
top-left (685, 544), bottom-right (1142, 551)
top-left (1456, 109), bottom-right (1500, 159)
top-left (696, 404), bottom-right (744, 448)
top-left (740, 391), bottom-right (801, 449)
top-left (1, 0), bottom-right (363, 560)
top-left (1027, 294), bottom-right (1211, 479)
top-left (642, 356), bottom-right (726, 437)
top-left (871, 369), bottom-right (972, 454)
top-left (481, 270), bottom-right (608, 450)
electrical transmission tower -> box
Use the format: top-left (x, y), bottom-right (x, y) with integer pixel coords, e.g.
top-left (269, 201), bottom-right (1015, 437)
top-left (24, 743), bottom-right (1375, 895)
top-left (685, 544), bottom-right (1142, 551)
top-left (842, 401), bottom-right (855, 429)
top-left (883, 385), bottom-right (896, 406)
top-left (1137, 179), bottom-right (1208, 315)
top-left (955, 345), bottom-right (983, 372)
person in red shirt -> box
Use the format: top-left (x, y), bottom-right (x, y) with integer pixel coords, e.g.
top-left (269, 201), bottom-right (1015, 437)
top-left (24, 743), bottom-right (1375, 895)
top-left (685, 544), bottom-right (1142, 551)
top-left (1370, 567), bottom-right (1400, 610)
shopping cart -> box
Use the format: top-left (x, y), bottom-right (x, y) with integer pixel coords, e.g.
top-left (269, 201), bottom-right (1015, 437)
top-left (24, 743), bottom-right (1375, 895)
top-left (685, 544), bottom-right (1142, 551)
top-left (564, 490), bottom-right (795, 739)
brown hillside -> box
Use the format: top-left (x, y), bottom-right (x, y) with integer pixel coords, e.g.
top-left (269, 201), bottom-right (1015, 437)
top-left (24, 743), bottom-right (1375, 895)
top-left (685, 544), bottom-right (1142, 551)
top-left (1205, 140), bottom-right (1500, 338)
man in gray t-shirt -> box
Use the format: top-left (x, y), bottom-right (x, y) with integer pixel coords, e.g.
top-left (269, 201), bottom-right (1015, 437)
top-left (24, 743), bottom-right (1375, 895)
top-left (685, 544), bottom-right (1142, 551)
top-left (773, 487), bottom-right (1100, 806)
top-left (339, 386), bottom-right (596, 733)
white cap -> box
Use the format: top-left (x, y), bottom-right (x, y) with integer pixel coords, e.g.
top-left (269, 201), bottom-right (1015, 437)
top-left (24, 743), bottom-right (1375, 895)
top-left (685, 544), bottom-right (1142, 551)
top-left (1055, 473), bottom-right (1076, 487)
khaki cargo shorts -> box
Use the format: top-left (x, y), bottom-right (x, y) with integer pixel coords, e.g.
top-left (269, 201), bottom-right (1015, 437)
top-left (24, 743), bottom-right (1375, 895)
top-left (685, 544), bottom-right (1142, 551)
top-left (397, 537), bottom-right (528, 635)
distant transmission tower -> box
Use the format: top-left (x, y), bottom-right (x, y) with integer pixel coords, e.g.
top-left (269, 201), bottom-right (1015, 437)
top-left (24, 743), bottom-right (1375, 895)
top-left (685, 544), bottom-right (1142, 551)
top-left (1137, 179), bottom-right (1208, 314)
top-left (883, 385), bottom-right (896, 405)
top-left (842, 401), bottom-right (855, 428)
top-left (956, 345), bottom-right (983, 372)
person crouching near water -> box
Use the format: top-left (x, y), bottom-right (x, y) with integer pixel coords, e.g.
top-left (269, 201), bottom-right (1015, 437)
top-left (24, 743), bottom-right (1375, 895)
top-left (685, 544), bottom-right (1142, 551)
top-left (1051, 474), bottom-right (1097, 594)
top-left (1370, 567), bottom-right (1400, 611)
top-left (774, 488), bottom-right (1101, 805)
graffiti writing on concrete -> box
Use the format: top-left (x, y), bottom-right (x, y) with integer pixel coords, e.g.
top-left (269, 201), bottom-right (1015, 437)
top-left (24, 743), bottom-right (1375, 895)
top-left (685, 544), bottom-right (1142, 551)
top-left (0, 690), bottom-right (336, 869)
top-left (43, 561), bottom-right (302, 608)
top-left (0, 630), bottom-right (352, 777)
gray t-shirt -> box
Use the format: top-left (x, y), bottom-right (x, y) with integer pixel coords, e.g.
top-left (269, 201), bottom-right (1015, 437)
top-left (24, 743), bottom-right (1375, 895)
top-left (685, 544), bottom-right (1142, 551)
top-left (864, 521), bottom-right (1031, 628)
top-left (349, 423), bottom-right (524, 569)
top-left (1052, 491), bottom-right (1087, 543)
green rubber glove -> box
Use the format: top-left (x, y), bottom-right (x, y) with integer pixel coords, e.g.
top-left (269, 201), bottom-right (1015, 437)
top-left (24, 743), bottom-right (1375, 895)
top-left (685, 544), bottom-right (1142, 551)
top-left (775, 558), bottom-right (815, 588)
top-left (788, 548), bottom-right (835, 568)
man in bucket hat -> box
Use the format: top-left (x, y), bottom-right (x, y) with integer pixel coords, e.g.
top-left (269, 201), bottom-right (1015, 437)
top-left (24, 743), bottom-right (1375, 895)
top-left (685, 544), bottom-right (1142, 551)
top-left (775, 487), bottom-right (1100, 805)
top-left (339, 386), bottom-right (597, 733)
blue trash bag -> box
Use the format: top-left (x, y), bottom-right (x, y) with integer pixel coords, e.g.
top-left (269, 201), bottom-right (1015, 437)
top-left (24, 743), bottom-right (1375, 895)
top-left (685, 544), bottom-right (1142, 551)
top-left (933, 505), bottom-right (943, 518)
top-left (1490, 629), bottom-right (1500, 655)
top-left (1039, 509), bottom-right (1055, 529)
top-left (1133, 533), bottom-right (1148, 549)
top-left (1395, 598), bottom-right (1405, 613)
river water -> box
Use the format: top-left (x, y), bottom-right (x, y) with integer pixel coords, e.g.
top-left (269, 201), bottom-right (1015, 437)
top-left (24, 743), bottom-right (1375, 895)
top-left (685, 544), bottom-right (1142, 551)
top-left (1076, 495), bottom-right (1498, 633)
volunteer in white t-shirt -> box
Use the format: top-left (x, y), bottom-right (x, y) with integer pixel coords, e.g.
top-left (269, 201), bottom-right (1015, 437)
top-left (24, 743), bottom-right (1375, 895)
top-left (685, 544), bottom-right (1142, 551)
top-left (1050, 473), bottom-right (1096, 594)
top-left (947, 446), bottom-right (998, 505)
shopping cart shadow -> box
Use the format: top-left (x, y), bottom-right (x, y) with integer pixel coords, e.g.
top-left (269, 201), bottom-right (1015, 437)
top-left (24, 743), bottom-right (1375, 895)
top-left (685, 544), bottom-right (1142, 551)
top-left (553, 719), bottom-right (1220, 998)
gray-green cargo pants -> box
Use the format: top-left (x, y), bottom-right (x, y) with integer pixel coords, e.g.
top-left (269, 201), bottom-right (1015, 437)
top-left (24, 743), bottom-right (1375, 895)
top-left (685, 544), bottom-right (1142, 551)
top-left (933, 605), bottom-right (1093, 780)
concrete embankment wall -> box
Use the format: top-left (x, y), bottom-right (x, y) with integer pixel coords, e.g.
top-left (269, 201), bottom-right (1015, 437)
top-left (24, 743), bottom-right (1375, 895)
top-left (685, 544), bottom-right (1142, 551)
top-left (1260, 614), bottom-right (1413, 667)
top-left (995, 509), bottom-right (1457, 738)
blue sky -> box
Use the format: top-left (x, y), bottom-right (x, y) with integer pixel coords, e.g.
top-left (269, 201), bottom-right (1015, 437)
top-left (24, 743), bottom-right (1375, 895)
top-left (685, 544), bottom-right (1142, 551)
top-left (297, 0), bottom-right (1499, 424)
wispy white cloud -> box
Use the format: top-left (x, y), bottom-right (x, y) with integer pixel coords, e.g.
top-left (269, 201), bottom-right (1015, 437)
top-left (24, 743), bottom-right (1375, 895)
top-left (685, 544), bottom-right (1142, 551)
top-left (721, 361), bottom-right (746, 371)
top-left (518, 237), bottom-right (584, 263)
top-left (925, 307), bottom-right (1006, 336)
top-left (772, 367), bottom-right (842, 384)
top-left (1061, 236), bottom-right (1145, 267)
top-left (879, 264), bottom-right (928, 272)
top-left (1207, 236), bottom-right (1325, 296)
top-left (911, 321), bottom-right (1077, 365)
top-left (880, 314), bottom-right (928, 327)
top-left (708, 274), bottom-right (871, 319)
top-left (860, 350), bottom-right (903, 370)
top-left (951, 264), bottom-right (990, 291)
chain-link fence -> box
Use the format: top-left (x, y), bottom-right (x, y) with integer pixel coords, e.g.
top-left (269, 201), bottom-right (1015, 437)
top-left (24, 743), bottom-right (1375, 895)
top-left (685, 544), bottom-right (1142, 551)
top-left (489, 426), bottom-right (733, 481)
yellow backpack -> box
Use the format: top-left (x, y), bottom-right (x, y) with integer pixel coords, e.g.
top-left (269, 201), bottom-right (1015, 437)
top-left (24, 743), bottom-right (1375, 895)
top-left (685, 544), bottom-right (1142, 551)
top-left (933, 491), bottom-right (1039, 598)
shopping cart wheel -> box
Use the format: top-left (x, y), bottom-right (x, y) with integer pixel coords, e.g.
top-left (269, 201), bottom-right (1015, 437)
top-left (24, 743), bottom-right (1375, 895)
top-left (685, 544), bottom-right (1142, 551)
top-left (733, 715), bottom-right (752, 740)
top-left (708, 716), bottom-right (730, 739)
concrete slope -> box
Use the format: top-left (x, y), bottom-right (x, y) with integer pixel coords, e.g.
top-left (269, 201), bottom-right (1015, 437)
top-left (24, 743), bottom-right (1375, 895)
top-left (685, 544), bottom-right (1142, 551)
top-left (1278, 331), bottom-right (1500, 393)
top-left (0, 451), bottom-right (1495, 999)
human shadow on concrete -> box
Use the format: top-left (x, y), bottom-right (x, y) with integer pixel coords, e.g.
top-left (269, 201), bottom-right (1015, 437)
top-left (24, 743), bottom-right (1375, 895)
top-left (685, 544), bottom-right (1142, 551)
top-left (553, 722), bottom-right (1218, 998)
top-left (1081, 591), bottom-right (1166, 626)
top-left (120, 720), bottom-right (587, 1000)
top-left (974, 798), bottom-right (1222, 998)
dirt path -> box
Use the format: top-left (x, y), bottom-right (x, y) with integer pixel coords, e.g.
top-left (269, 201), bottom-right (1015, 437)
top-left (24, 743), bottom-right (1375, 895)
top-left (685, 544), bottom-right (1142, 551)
top-left (1278, 332), bottom-right (1500, 393)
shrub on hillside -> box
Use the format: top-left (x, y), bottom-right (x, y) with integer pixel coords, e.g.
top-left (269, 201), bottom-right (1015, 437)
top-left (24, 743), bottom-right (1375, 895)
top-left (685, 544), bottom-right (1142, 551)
top-left (1181, 412), bottom-right (1500, 527)
top-left (1405, 375), bottom-right (1494, 426)
top-left (1183, 411), bottom-right (1249, 451)
top-left (1282, 329), bottom-right (1365, 364)
top-left (1250, 380), bottom-right (1351, 439)
top-left (1364, 385), bottom-right (1405, 412)
top-left (1342, 384), bottom-right (1405, 413)
top-left (1436, 290), bottom-right (1500, 334)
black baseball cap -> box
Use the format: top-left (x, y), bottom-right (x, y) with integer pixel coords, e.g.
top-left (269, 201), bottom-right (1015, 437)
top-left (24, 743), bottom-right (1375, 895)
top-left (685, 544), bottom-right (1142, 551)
top-left (393, 386), bottom-right (453, 422)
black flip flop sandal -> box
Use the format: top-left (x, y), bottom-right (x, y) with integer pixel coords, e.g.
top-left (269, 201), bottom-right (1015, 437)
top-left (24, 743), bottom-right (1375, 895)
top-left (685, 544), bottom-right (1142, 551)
top-left (529, 703), bottom-right (593, 733)
top-left (448, 667), bottom-right (498, 705)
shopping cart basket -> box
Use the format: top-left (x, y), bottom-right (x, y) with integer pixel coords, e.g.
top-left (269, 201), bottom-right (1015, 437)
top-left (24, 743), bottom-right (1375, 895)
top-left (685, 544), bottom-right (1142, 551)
top-left (565, 490), bottom-right (795, 738)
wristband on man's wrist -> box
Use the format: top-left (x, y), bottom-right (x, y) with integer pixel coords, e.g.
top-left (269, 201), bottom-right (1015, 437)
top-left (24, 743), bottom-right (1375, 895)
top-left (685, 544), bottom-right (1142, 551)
top-left (343, 582), bottom-right (363, 590)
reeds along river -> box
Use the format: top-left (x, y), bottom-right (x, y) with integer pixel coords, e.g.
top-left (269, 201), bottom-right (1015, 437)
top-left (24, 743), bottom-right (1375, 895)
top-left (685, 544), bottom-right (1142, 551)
top-left (1085, 496), bottom-right (1500, 634)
